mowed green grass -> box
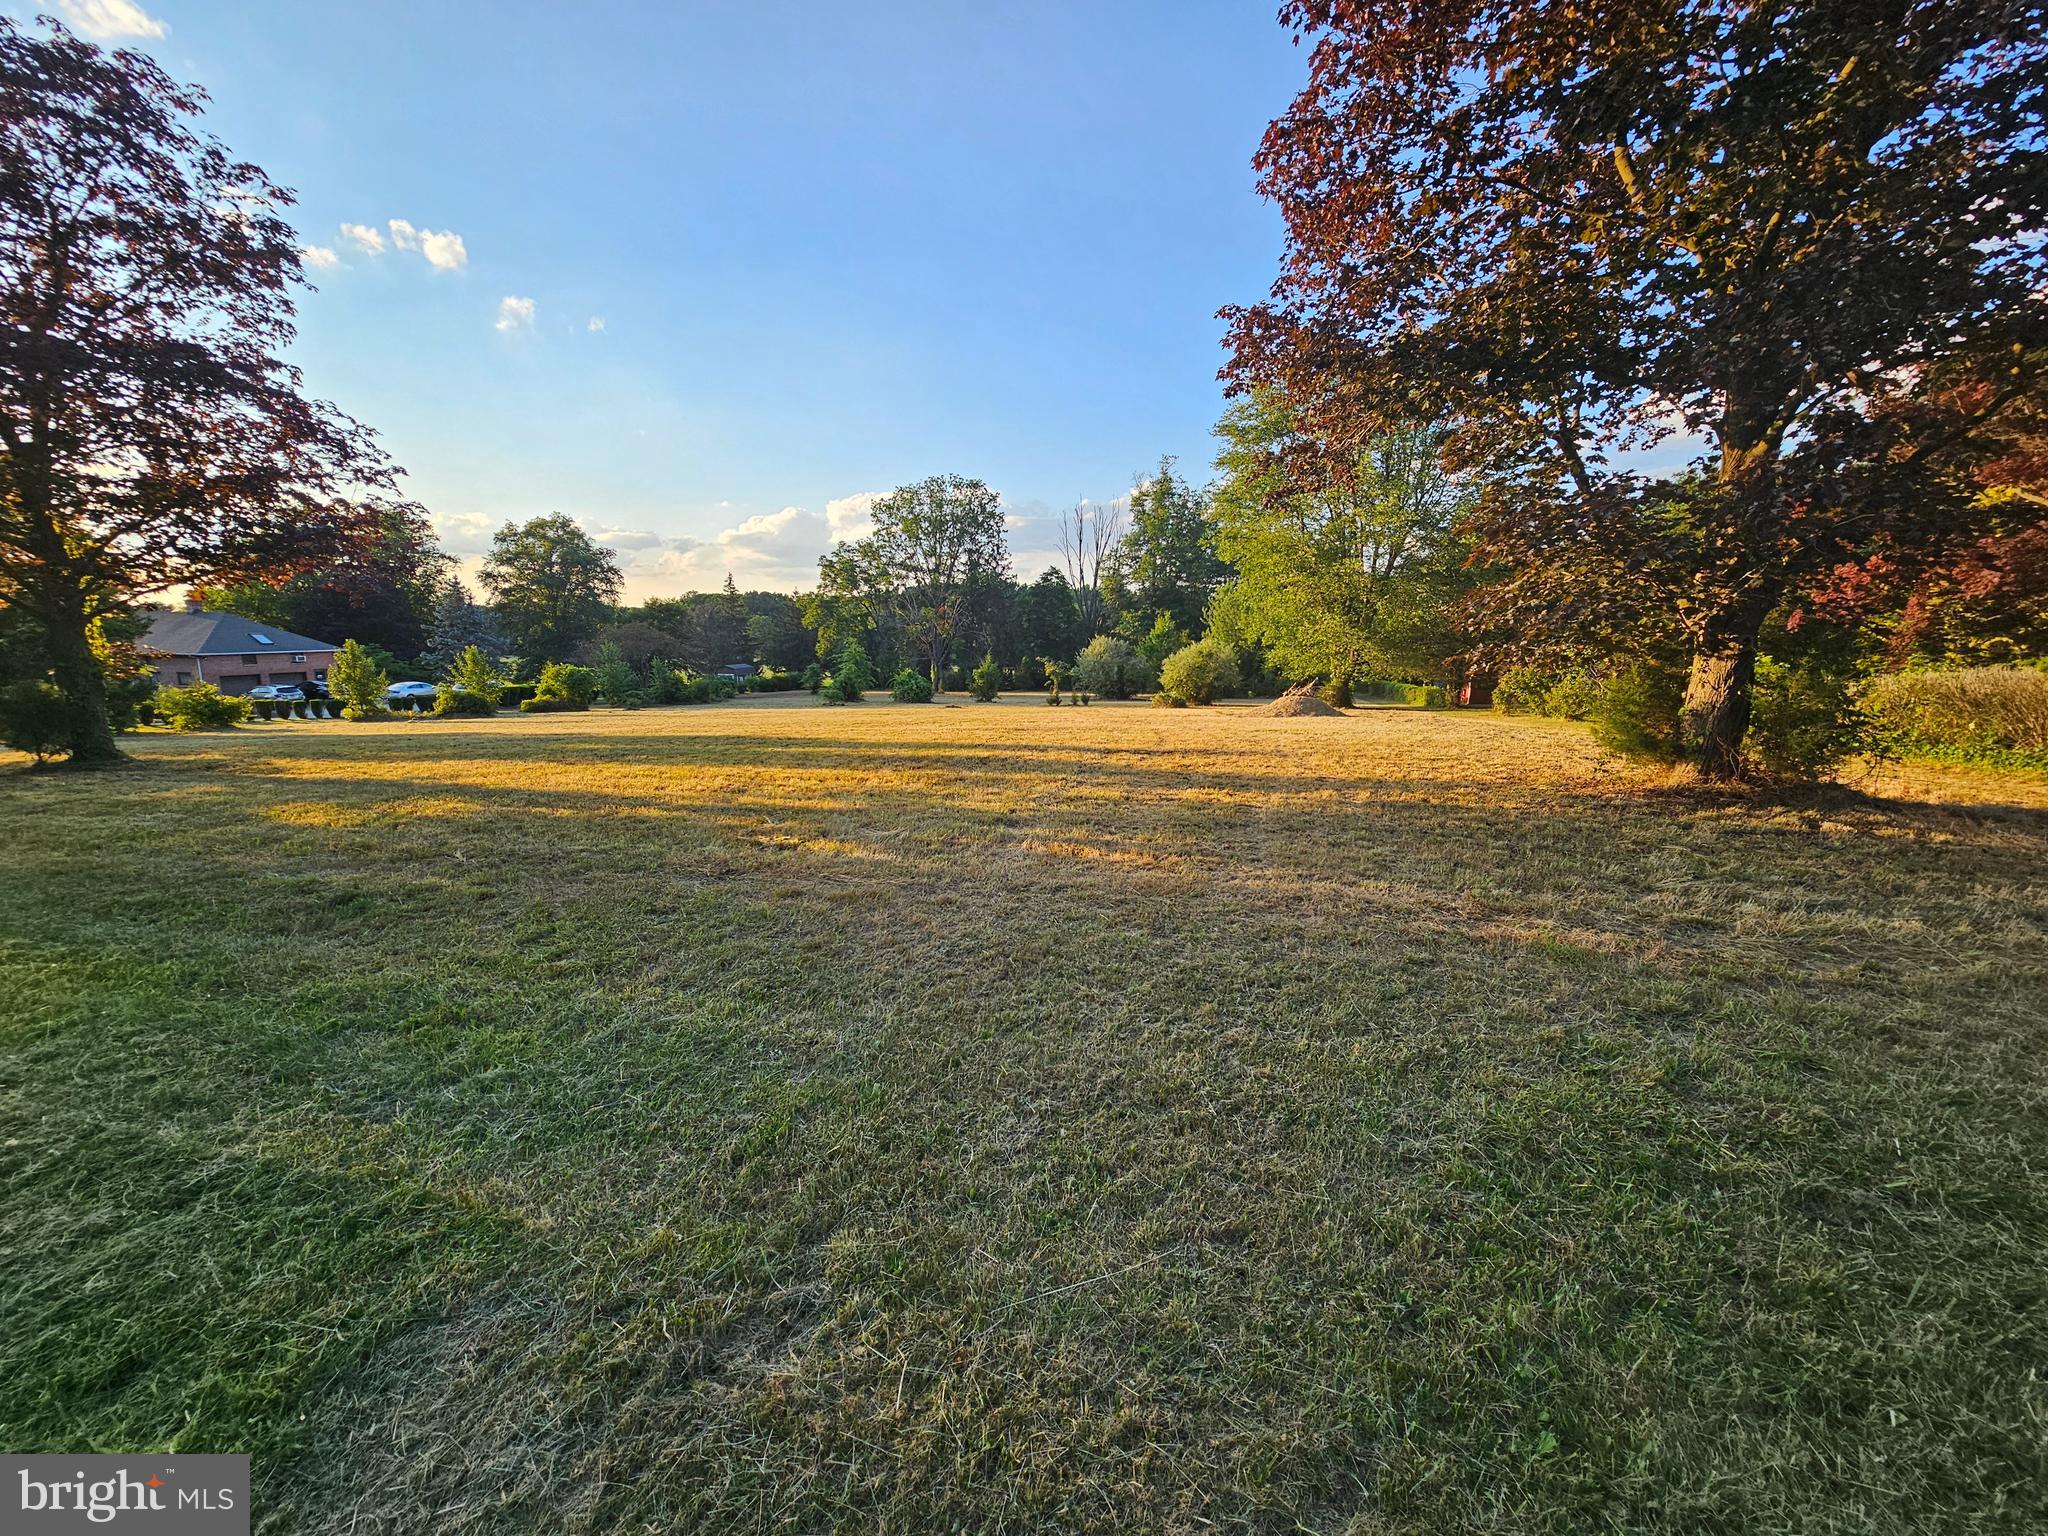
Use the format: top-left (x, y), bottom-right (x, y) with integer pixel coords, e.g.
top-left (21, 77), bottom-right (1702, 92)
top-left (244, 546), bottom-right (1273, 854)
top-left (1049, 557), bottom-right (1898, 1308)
top-left (3, 697), bottom-right (2045, 1534)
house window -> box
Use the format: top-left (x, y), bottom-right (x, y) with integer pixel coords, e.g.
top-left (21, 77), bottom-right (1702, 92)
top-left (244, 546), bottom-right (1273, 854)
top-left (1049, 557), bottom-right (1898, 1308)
top-left (176, 671), bottom-right (192, 685)
top-left (240, 654), bottom-right (258, 664)
top-left (291, 653), bottom-right (306, 663)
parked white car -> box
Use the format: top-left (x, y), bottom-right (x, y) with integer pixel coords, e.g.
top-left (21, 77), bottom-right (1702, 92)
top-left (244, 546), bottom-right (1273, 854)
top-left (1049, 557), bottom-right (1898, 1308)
top-left (247, 684), bottom-right (305, 703)
top-left (384, 680), bottom-right (440, 704)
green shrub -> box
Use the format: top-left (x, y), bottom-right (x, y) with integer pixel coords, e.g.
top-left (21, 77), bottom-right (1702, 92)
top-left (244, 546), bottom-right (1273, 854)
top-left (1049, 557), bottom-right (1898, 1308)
top-left (706, 673), bottom-right (741, 701)
top-left (1318, 678), bottom-right (1353, 709)
top-left (1159, 638), bottom-right (1241, 705)
top-left (1861, 665), bottom-right (2048, 763)
top-left (749, 670), bottom-right (805, 692)
top-left (1540, 673), bottom-right (1604, 720)
top-left (328, 639), bottom-right (391, 717)
top-left (1152, 691), bottom-right (1187, 708)
top-left (433, 687), bottom-right (496, 718)
top-left (1073, 635), bottom-right (1153, 700)
top-left (0, 679), bottom-right (70, 761)
top-left (1135, 614), bottom-right (1191, 674)
top-left (253, 699), bottom-right (274, 721)
top-left (890, 668), bottom-right (935, 702)
top-left (824, 641), bottom-right (873, 703)
top-left (801, 663), bottom-right (823, 695)
top-left (591, 642), bottom-right (641, 706)
top-left (645, 664), bottom-right (686, 705)
top-left (533, 661), bottom-right (597, 707)
top-left (519, 697), bottom-right (589, 714)
top-left (1591, 664), bottom-right (1685, 760)
top-left (1493, 668), bottom-right (1555, 714)
top-left (1356, 679), bottom-right (1450, 709)
top-left (155, 682), bottom-right (251, 732)
top-left (443, 645), bottom-right (506, 704)
top-left (1746, 655), bottom-right (1867, 779)
top-left (498, 682), bottom-right (537, 710)
top-left (968, 653), bottom-right (1002, 702)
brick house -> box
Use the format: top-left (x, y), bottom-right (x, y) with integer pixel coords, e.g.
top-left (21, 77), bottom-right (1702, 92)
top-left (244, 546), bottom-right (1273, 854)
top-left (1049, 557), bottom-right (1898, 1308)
top-left (138, 600), bottom-right (341, 694)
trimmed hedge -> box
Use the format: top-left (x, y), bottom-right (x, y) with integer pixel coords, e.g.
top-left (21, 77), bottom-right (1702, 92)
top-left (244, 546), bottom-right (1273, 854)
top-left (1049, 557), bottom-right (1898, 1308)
top-left (519, 698), bottom-right (589, 714)
top-left (1356, 680), bottom-right (1450, 709)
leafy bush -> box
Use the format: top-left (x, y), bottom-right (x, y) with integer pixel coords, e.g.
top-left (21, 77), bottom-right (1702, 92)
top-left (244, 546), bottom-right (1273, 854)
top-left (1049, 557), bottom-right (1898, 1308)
top-left (443, 645), bottom-right (505, 703)
top-left (890, 668), bottom-right (935, 702)
top-left (0, 679), bottom-right (70, 761)
top-left (1540, 673), bottom-right (1604, 720)
top-left (1159, 638), bottom-right (1241, 705)
top-left (498, 682), bottom-right (537, 710)
top-left (1135, 614), bottom-right (1191, 674)
top-left (1591, 664), bottom-right (1685, 760)
top-left (1073, 635), bottom-right (1153, 700)
top-left (1861, 665), bottom-right (2048, 764)
top-left (1152, 691), bottom-right (1187, 708)
top-left (749, 670), bottom-right (805, 692)
top-left (706, 673), bottom-right (741, 701)
top-left (252, 699), bottom-right (274, 721)
top-left (645, 664), bottom-right (687, 705)
top-left (519, 698), bottom-right (589, 714)
top-left (1318, 678), bottom-right (1353, 709)
top-left (1746, 655), bottom-right (1867, 779)
top-left (533, 661), bottom-right (597, 707)
top-left (968, 653), bottom-right (1001, 702)
top-left (591, 643), bottom-right (641, 706)
top-left (155, 682), bottom-right (251, 731)
top-left (800, 663), bottom-right (823, 695)
top-left (328, 639), bottom-right (390, 717)
top-left (824, 640), bottom-right (873, 703)
top-left (433, 687), bottom-right (496, 718)
top-left (1355, 679), bottom-right (1450, 708)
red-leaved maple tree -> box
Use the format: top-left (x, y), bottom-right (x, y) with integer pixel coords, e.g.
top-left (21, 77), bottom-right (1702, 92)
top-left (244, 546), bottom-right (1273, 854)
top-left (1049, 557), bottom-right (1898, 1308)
top-left (1226, 0), bottom-right (2048, 773)
top-left (0, 18), bottom-right (406, 761)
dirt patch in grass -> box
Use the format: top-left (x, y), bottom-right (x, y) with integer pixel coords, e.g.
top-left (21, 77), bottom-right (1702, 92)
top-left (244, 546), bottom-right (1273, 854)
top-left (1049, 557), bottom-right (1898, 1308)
top-left (3, 704), bottom-right (2045, 1533)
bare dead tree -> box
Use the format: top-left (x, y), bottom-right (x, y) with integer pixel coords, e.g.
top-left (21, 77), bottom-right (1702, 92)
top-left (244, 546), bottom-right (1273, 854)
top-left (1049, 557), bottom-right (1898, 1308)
top-left (1058, 498), bottom-right (1126, 636)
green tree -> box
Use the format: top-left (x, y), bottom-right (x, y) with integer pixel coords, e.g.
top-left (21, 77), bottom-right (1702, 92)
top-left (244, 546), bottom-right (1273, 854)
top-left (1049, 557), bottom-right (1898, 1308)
top-left (441, 645), bottom-right (505, 703)
top-left (480, 515), bottom-right (623, 662)
top-left (1014, 568), bottom-right (1085, 669)
top-left (421, 580), bottom-right (510, 676)
top-left (1210, 392), bottom-right (1476, 687)
top-left (1121, 457), bottom-right (1227, 638)
top-left (1227, 0), bottom-right (2048, 774)
top-left (824, 474), bottom-right (1009, 687)
top-left (0, 20), bottom-right (401, 761)
top-left (329, 639), bottom-right (390, 719)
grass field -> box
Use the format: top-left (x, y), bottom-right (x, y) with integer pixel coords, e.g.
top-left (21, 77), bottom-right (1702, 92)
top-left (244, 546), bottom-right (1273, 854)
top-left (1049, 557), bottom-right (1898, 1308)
top-left (3, 696), bottom-right (2045, 1533)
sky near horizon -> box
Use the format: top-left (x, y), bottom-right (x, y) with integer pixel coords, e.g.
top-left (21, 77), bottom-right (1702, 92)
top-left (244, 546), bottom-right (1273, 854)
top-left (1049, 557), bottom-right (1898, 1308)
top-left (24, 0), bottom-right (1309, 599)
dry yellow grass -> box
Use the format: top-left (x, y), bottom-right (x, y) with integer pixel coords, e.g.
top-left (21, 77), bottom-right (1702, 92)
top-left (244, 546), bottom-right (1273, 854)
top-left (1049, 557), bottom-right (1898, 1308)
top-left (3, 696), bottom-right (2045, 1533)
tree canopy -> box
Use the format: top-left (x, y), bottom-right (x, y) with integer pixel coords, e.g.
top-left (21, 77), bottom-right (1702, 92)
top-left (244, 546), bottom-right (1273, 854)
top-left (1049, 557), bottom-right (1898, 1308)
top-left (0, 18), bottom-right (400, 759)
top-left (1119, 457), bottom-right (1227, 639)
top-left (480, 514), bottom-right (623, 662)
top-left (1210, 392), bottom-right (1475, 685)
top-left (821, 474), bottom-right (1009, 685)
top-left (1226, 0), bottom-right (2048, 773)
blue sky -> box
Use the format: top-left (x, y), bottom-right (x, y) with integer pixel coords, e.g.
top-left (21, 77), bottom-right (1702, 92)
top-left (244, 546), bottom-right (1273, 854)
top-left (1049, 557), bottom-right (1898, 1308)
top-left (35, 0), bottom-right (1307, 597)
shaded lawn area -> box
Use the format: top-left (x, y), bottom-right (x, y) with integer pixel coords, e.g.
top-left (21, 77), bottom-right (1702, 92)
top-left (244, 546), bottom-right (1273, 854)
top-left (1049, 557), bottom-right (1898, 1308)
top-left (2, 699), bottom-right (2044, 1534)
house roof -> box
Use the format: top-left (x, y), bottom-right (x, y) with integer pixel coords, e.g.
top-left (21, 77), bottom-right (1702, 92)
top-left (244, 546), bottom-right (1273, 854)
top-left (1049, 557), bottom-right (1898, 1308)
top-left (138, 609), bottom-right (339, 658)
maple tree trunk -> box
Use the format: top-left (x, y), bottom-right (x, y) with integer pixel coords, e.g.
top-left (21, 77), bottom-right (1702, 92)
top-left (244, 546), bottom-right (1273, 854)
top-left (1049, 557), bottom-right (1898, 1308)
top-left (44, 583), bottom-right (122, 765)
top-left (1679, 589), bottom-right (1772, 779)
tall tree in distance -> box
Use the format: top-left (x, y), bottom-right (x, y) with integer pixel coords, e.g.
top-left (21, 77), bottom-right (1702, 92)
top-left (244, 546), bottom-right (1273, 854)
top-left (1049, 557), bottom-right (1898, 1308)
top-left (480, 514), bottom-right (622, 662)
top-left (1057, 499), bottom-right (1125, 636)
top-left (826, 474), bottom-right (1009, 687)
top-left (0, 19), bottom-right (400, 760)
top-left (1226, 0), bottom-right (2048, 775)
top-left (1120, 457), bottom-right (1228, 639)
top-left (420, 578), bottom-right (510, 675)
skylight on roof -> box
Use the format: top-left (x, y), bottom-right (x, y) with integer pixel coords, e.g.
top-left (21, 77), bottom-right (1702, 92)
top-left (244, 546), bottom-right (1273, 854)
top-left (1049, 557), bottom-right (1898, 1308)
top-left (252, 633), bottom-right (274, 644)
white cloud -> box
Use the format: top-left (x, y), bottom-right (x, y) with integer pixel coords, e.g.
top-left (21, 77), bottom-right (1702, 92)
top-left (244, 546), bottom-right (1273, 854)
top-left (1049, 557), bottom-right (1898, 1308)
top-left (824, 491), bottom-right (884, 543)
top-left (494, 295), bottom-right (536, 332)
top-left (300, 245), bottom-right (340, 270)
top-left (55, 0), bottom-right (166, 39)
top-left (339, 222), bottom-right (385, 255)
top-left (386, 218), bottom-right (418, 251)
top-left (587, 316), bottom-right (606, 333)
top-left (419, 229), bottom-right (467, 269)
